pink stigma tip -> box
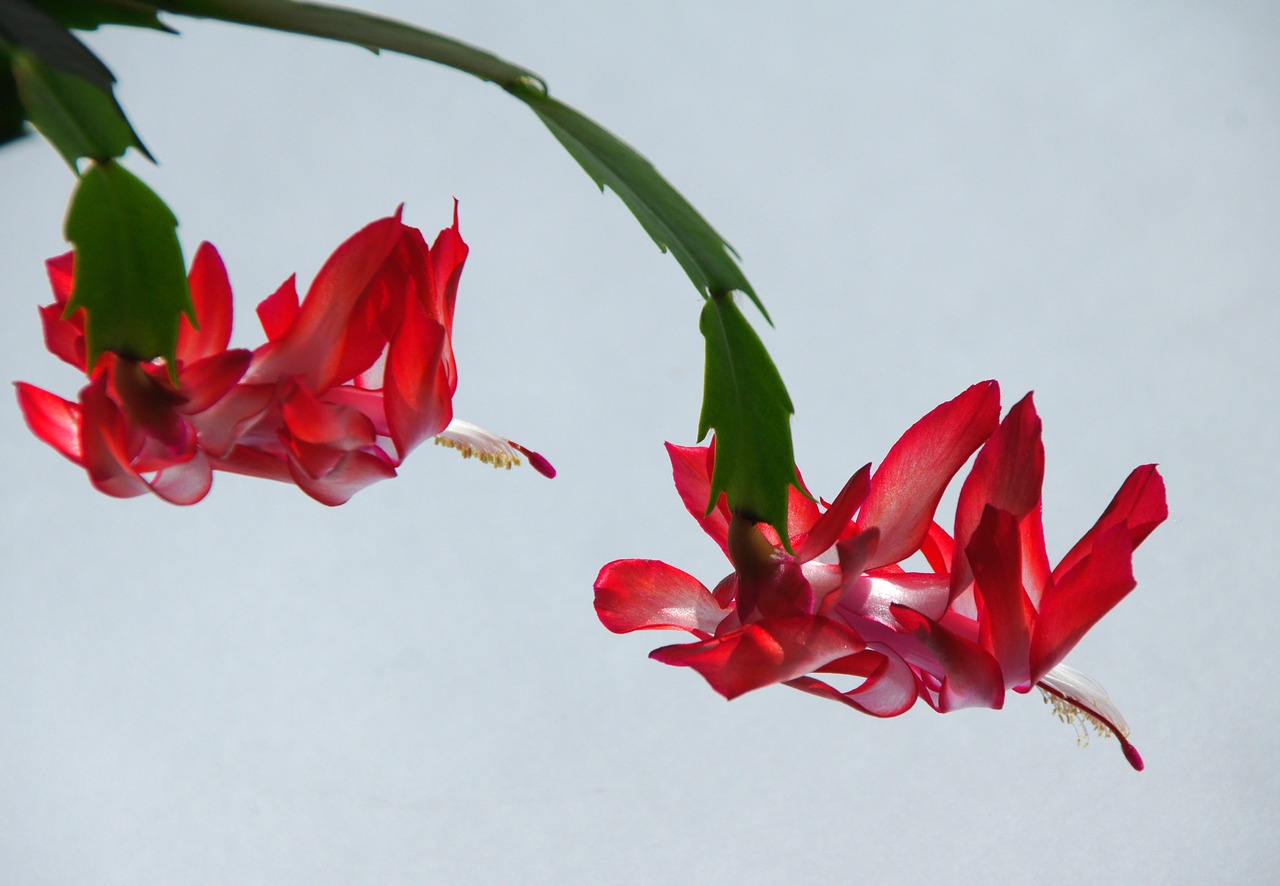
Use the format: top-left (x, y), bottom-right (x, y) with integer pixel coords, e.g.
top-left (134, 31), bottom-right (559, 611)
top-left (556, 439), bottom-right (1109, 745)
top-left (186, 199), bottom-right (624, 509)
top-left (1123, 742), bottom-right (1145, 772)
top-left (514, 443), bottom-right (556, 479)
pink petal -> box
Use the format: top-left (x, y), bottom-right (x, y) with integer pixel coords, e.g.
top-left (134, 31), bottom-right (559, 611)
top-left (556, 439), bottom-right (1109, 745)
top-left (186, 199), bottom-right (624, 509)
top-left (323, 384), bottom-right (387, 433)
top-left (650, 615), bottom-right (866, 700)
top-left (593, 559), bottom-right (728, 637)
top-left (1030, 525), bottom-right (1137, 682)
top-left (285, 448), bottom-right (398, 506)
top-left (15, 382), bottom-right (83, 463)
top-left (951, 392), bottom-right (1046, 598)
top-left (1053, 464), bottom-right (1167, 582)
top-left (835, 571), bottom-right (951, 628)
top-left (834, 527), bottom-right (880, 593)
top-left (787, 641), bottom-right (920, 717)
top-left (187, 383), bottom-right (277, 458)
top-left (179, 242), bottom-right (235, 362)
top-left (860, 381), bottom-right (1001, 569)
top-left (891, 604), bottom-right (1005, 712)
top-left (967, 505), bottom-right (1035, 689)
top-left (667, 442), bottom-right (731, 557)
top-left (147, 448), bottom-right (213, 505)
top-left (209, 444), bottom-right (294, 484)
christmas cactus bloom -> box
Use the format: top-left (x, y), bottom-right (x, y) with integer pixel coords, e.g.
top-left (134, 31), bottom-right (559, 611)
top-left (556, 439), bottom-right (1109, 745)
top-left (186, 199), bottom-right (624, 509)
top-left (200, 205), bottom-right (553, 504)
top-left (594, 382), bottom-right (1166, 769)
top-left (16, 206), bottom-right (552, 504)
top-left (15, 246), bottom-right (252, 503)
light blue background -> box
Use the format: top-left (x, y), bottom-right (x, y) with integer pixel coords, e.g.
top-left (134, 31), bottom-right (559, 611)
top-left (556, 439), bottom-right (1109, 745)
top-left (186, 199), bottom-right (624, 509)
top-left (1, 2), bottom-right (1275, 882)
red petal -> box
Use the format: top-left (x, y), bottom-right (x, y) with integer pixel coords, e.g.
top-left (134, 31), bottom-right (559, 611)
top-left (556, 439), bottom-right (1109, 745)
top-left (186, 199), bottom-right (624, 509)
top-left (952, 392), bottom-right (1046, 598)
top-left (921, 521), bottom-right (954, 572)
top-left (650, 615), bottom-right (865, 700)
top-left (330, 274), bottom-right (390, 387)
top-left (179, 242), bottom-right (234, 362)
top-left (743, 557), bottom-right (816, 620)
top-left (246, 215), bottom-right (403, 389)
top-left (76, 376), bottom-right (152, 499)
top-left (381, 222), bottom-right (460, 405)
top-left (257, 275), bottom-right (300, 341)
top-left (860, 381), bottom-right (1001, 569)
top-left (177, 349), bottom-right (253, 415)
top-left (426, 202), bottom-right (467, 331)
top-left (891, 605), bottom-right (1005, 711)
top-left (384, 295), bottom-right (450, 460)
top-left (45, 252), bottom-right (74, 306)
top-left (39, 302), bottom-right (86, 370)
top-left (1030, 525), bottom-right (1137, 682)
top-left (794, 464), bottom-right (871, 562)
top-left (279, 383), bottom-right (376, 450)
top-left (667, 442), bottom-right (731, 557)
top-left (593, 559), bottom-right (728, 637)
top-left (15, 382), bottom-right (84, 462)
top-left (1017, 500), bottom-right (1052, 608)
top-left (1053, 464), bottom-right (1167, 582)
top-left (967, 505), bottom-right (1035, 689)
top-left (781, 466), bottom-right (821, 543)
top-left (109, 358), bottom-right (189, 453)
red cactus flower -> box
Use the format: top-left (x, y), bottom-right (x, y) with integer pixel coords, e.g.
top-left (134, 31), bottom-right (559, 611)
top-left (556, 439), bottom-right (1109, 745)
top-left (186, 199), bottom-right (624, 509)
top-left (16, 244), bottom-right (251, 504)
top-left (594, 382), bottom-right (1165, 769)
top-left (16, 206), bottom-right (552, 504)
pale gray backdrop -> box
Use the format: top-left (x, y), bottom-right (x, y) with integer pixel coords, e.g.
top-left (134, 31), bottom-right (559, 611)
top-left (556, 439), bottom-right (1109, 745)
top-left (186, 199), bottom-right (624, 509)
top-left (1, 2), bottom-right (1275, 883)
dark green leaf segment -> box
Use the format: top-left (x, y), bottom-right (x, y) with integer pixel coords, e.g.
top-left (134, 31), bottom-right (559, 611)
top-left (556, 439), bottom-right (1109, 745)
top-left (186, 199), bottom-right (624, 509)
top-left (0, 0), bottom-right (150, 164)
top-left (10, 48), bottom-right (143, 166)
top-left (65, 161), bottom-right (193, 367)
top-left (512, 80), bottom-right (767, 321)
top-left (4, 0), bottom-right (184, 366)
top-left (699, 293), bottom-right (801, 544)
top-left (155, 0), bottom-right (766, 316)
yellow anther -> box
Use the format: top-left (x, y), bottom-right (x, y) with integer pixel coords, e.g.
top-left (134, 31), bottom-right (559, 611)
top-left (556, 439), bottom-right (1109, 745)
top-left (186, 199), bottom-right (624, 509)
top-left (434, 435), bottom-right (524, 471)
top-left (1038, 686), bottom-right (1123, 748)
